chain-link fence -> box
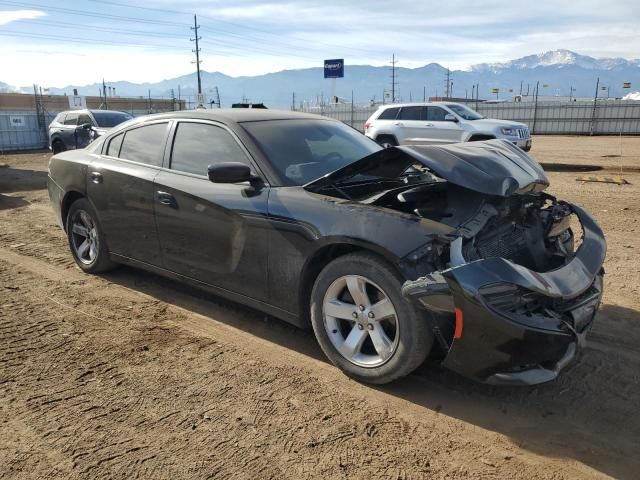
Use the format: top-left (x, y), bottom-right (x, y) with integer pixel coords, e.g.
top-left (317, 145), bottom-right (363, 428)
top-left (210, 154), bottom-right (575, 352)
top-left (299, 100), bottom-right (640, 135)
top-left (0, 111), bottom-right (56, 152)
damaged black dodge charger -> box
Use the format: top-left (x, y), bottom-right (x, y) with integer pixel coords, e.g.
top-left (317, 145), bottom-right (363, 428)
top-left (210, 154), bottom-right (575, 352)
top-left (47, 110), bottom-right (606, 385)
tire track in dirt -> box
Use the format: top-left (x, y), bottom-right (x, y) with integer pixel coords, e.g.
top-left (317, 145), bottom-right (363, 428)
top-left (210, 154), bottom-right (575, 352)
top-left (3, 150), bottom-right (640, 478)
top-left (0, 254), bottom-right (608, 479)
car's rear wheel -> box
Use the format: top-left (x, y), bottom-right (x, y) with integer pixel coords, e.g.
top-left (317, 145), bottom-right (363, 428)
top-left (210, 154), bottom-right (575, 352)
top-left (66, 198), bottom-right (117, 273)
top-left (376, 135), bottom-right (398, 148)
top-left (310, 252), bottom-right (432, 384)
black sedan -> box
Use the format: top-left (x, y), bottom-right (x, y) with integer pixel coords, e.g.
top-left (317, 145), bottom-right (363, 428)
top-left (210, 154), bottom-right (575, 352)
top-left (47, 110), bottom-right (606, 385)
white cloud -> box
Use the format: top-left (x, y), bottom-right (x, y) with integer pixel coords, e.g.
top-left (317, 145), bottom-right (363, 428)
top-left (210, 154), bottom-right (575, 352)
top-left (0, 9), bottom-right (46, 25)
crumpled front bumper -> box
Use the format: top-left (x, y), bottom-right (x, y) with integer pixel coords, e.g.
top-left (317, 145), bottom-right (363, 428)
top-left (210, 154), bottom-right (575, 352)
top-left (403, 204), bottom-right (606, 385)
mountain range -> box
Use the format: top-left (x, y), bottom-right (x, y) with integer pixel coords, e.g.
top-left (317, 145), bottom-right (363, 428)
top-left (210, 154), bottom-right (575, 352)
top-left (2, 50), bottom-right (639, 108)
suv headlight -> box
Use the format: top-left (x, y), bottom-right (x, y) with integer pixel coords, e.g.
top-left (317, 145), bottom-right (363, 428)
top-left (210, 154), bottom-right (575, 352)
top-left (501, 127), bottom-right (515, 136)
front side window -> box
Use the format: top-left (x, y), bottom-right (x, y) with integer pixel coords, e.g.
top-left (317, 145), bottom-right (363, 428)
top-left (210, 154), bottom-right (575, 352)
top-left (119, 123), bottom-right (168, 166)
top-left (445, 104), bottom-right (484, 120)
top-left (77, 113), bottom-right (94, 126)
top-left (242, 119), bottom-right (381, 186)
top-left (426, 107), bottom-right (448, 121)
top-left (63, 113), bottom-right (78, 125)
top-left (397, 106), bottom-right (423, 121)
top-left (170, 122), bottom-right (250, 176)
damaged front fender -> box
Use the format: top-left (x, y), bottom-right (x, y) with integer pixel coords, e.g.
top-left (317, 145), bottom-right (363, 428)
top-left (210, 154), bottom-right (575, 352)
top-left (402, 204), bottom-right (606, 384)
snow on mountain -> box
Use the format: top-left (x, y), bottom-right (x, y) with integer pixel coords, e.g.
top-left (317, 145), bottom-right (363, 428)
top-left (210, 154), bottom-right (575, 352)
top-left (472, 49), bottom-right (639, 72)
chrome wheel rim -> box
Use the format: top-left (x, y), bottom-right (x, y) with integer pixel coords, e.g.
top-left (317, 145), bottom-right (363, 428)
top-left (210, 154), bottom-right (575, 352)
top-left (322, 275), bottom-right (400, 368)
top-left (70, 210), bottom-right (98, 265)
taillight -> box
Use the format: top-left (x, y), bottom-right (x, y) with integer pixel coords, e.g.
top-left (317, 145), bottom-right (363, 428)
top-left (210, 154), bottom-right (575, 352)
top-left (364, 121), bottom-right (371, 131)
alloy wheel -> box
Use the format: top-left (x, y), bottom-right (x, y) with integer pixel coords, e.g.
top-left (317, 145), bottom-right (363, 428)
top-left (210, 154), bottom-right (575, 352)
top-left (70, 210), bottom-right (99, 265)
top-left (322, 274), bottom-right (400, 367)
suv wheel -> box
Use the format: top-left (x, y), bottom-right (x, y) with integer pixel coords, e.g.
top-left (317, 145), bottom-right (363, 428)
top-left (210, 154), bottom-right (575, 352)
top-left (52, 140), bottom-right (66, 154)
top-left (310, 252), bottom-right (432, 384)
top-left (376, 135), bottom-right (398, 148)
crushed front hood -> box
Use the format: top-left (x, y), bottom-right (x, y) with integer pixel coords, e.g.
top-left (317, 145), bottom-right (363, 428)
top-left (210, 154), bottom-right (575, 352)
top-left (305, 139), bottom-right (549, 197)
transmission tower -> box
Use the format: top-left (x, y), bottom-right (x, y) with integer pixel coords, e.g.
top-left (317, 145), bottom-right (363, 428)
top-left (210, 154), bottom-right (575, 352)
top-left (390, 54), bottom-right (398, 103)
top-left (445, 69), bottom-right (452, 98)
top-left (190, 14), bottom-right (203, 105)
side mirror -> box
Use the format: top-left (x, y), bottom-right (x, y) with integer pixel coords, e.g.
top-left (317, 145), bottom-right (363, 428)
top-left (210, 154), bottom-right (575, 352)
top-left (208, 162), bottom-right (259, 185)
top-left (76, 123), bottom-right (93, 131)
top-left (444, 114), bottom-right (458, 122)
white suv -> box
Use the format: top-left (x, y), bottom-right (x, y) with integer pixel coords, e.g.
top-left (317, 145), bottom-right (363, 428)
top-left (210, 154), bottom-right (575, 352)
top-left (364, 102), bottom-right (532, 151)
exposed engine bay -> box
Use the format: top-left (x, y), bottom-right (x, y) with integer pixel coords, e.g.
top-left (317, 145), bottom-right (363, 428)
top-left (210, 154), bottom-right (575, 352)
top-left (312, 171), bottom-right (577, 275)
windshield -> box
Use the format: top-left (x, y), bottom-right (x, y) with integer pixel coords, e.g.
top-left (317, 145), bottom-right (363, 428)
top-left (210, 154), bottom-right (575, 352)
top-left (91, 111), bottom-right (133, 128)
top-left (445, 104), bottom-right (484, 120)
top-left (242, 119), bottom-right (382, 186)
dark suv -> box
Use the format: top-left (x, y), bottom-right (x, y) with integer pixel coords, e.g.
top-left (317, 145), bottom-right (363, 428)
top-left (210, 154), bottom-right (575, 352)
top-left (48, 109), bottom-right (132, 154)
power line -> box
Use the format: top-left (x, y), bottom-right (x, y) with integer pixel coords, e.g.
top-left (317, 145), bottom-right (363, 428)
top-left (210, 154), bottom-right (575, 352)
top-left (81, 0), bottom-right (383, 57)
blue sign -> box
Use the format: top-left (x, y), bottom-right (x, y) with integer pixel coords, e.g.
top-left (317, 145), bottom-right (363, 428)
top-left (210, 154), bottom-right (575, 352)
top-left (324, 59), bottom-right (344, 79)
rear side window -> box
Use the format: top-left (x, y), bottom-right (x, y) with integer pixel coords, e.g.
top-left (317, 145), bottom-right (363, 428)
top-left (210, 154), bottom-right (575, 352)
top-left (170, 122), bottom-right (250, 176)
top-left (106, 133), bottom-right (123, 157)
top-left (377, 107), bottom-right (400, 120)
top-left (397, 106), bottom-right (423, 120)
top-left (56, 113), bottom-right (67, 124)
top-left (119, 123), bottom-right (168, 166)
top-left (64, 113), bottom-right (78, 125)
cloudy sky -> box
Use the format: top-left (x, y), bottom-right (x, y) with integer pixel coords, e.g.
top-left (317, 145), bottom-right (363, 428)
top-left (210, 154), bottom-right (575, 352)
top-left (1, 0), bottom-right (639, 87)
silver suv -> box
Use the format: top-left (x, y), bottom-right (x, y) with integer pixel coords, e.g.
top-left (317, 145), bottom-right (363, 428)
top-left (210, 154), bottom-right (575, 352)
top-left (48, 109), bottom-right (132, 154)
top-left (364, 102), bottom-right (532, 151)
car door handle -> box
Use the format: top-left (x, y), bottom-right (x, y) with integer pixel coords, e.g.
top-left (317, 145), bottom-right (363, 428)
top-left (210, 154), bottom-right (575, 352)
top-left (90, 171), bottom-right (103, 184)
top-left (393, 122), bottom-right (404, 126)
top-left (156, 191), bottom-right (177, 208)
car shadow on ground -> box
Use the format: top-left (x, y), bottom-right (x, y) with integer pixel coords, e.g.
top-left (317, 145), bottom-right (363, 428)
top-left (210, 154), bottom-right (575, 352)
top-left (0, 167), bottom-right (48, 194)
top-left (0, 193), bottom-right (29, 210)
top-left (102, 266), bottom-right (640, 480)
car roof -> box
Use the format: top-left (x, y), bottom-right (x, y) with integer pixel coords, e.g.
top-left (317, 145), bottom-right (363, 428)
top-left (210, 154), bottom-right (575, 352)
top-left (379, 102), bottom-right (460, 109)
top-left (131, 109), bottom-right (331, 124)
top-left (57, 109), bottom-right (128, 115)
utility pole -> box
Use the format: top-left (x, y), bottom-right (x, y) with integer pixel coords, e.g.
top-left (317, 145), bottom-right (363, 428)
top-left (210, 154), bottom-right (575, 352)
top-left (390, 54), bottom-right (397, 103)
top-left (148, 88), bottom-right (151, 114)
top-left (519, 80), bottom-right (523, 96)
top-left (214, 86), bottom-right (221, 108)
top-left (102, 78), bottom-right (108, 109)
top-left (292, 92), bottom-right (296, 111)
top-left (177, 85), bottom-right (181, 110)
top-left (190, 14), bottom-right (203, 106)
top-left (171, 88), bottom-right (176, 111)
top-left (423, 86), bottom-right (426, 102)
top-left (445, 69), bottom-right (451, 98)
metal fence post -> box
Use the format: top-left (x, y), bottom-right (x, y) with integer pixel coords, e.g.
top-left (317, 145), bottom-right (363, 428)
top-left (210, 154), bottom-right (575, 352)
top-left (531, 81), bottom-right (539, 134)
top-left (350, 90), bottom-right (354, 127)
top-left (590, 77), bottom-right (599, 136)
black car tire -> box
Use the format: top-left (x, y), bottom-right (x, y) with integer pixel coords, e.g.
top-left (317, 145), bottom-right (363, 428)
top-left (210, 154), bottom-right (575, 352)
top-left (52, 139), bottom-right (66, 154)
top-left (66, 198), bottom-right (118, 273)
top-left (310, 252), bottom-right (433, 384)
top-left (522, 145), bottom-right (532, 152)
top-left (376, 135), bottom-right (398, 148)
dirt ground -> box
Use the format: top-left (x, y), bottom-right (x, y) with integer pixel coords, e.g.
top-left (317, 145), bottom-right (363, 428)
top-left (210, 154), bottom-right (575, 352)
top-left (1, 136), bottom-right (639, 479)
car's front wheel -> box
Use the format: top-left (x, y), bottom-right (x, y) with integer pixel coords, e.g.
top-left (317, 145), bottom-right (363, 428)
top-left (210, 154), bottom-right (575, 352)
top-left (66, 198), bottom-right (117, 273)
top-left (310, 252), bottom-right (432, 384)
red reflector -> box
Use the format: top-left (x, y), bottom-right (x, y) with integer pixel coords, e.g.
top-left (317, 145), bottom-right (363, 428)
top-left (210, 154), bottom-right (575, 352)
top-left (364, 122), bottom-right (370, 130)
top-left (454, 307), bottom-right (463, 339)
